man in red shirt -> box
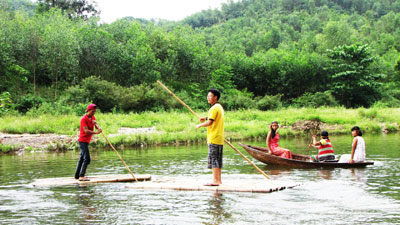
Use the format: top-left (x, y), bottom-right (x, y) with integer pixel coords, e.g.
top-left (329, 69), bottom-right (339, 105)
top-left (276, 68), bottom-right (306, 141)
top-left (75, 104), bottom-right (102, 181)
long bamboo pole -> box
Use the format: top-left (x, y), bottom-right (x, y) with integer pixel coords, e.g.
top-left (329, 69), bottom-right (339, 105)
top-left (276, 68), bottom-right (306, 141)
top-left (96, 124), bottom-right (139, 182)
top-left (306, 121), bottom-right (320, 155)
top-left (157, 80), bottom-right (270, 180)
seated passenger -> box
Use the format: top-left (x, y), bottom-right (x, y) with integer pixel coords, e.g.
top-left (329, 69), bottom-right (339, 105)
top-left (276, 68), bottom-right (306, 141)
top-left (266, 121), bottom-right (292, 159)
top-left (339, 126), bottom-right (366, 163)
top-left (309, 131), bottom-right (335, 162)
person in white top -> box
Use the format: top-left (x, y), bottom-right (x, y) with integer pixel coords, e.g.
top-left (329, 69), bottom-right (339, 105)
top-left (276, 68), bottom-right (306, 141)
top-left (339, 126), bottom-right (366, 163)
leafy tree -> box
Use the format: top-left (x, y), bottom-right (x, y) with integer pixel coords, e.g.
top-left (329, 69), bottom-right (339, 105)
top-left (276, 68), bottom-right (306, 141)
top-left (316, 20), bottom-right (356, 52)
top-left (77, 20), bottom-right (116, 81)
top-left (209, 64), bottom-right (235, 92)
top-left (0, 0), bottom-right (36, 15)
top-left (327, 44), bottom-right (384, 107)
top-left (0, 11), bottom-right (30, 94)
top-left (39, 9), bottom-right (80, 98)
top-left (2, 0), bottom-right (400, 112)
top-left (36, 0), bottom-right (99, 20)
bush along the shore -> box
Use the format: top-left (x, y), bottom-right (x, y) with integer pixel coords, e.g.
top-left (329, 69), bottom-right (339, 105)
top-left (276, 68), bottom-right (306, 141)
top-left (0, 144), bottom-right (22, 154)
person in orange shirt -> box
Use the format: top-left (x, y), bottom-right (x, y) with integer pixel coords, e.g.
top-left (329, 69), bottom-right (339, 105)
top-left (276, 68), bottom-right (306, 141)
top-left (196, 89), bottom-right (224, 186)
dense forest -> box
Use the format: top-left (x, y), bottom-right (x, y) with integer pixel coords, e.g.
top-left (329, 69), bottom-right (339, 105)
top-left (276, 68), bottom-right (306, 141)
top-left (1, 0), bottom-right (400, 114)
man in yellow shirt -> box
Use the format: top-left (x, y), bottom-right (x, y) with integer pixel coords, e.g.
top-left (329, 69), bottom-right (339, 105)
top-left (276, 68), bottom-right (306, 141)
top-left (196, 89), bottom-right (224, 186)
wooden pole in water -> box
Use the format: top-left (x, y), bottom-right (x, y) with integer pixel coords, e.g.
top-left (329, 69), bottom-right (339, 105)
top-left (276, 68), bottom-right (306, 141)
top-left (96, 124), bottom-right (139, 182)
top-left (157, 80), bottom-right (270, 180)
top-left (306, 121), bottom-right (320, 155)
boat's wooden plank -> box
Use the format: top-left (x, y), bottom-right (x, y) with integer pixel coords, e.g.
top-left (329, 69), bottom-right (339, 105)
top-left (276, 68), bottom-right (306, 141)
top-left (125, 176), bottom-right (300, 193)
top-left (31, 174), bottom-right (151, 187)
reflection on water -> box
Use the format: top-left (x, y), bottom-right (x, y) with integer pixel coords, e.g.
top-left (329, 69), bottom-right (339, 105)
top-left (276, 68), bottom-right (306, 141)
top-left (0, 134), bottom-right (399, 224)
top-left (318, 169), bottom-right (332, 179)
top-left (205, 193), bottom-right (233, 225)
top-left (75, 187), bottom-right (99, 223)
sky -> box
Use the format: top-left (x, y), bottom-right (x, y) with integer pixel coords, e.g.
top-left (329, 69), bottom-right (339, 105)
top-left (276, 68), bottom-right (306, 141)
top-left (95, 0), bottom-right (231, 23)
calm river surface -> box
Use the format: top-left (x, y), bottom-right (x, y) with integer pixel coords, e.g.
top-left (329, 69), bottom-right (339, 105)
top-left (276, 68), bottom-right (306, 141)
top-left (1, 134), bottom-right (399, 224)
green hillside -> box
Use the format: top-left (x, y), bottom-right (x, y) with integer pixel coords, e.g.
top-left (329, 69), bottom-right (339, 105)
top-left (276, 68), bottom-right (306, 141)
top-left (1, 0), bottom-right (400, 115)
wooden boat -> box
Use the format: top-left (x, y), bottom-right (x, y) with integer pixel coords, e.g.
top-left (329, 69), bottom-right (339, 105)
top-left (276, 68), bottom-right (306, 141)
top-left (239, 143), bottom-right (374, 168)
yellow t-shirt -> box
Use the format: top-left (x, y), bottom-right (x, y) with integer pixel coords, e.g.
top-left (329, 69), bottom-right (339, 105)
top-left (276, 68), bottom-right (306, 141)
top-left (207, 103), bottom-right (224, 145)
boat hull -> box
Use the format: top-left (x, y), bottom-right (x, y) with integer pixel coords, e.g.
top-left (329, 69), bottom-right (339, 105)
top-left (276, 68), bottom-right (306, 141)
top-left (239, 143), bottom-right (374, 168)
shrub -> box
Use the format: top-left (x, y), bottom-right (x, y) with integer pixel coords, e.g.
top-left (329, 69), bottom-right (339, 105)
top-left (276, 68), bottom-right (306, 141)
top-left (256, 94), bottom-right (283, 111)
top-left (222, 89), bottom-right (255, 110)
top-left (65, 77), bottom-right (183, 113)
top-left (0, 91), bottom-right (13, 115)
top-left (66, 76), bottom-right (121, 112)
top-left (26, 99), bottom-right (88, 116)
top-left (292, 91), bottom-right (338, 108)
top-left (14, 94), bottom-right (45, 113)
top-left (0, 144), bottom-right (21, 153)
top-left (358, 108), bottom-right (378, 119)
top-left (82, 76), bottom-right (119, 112)
top-left (64, 85), bottom-right (88, 104)
top-left (177, 91), bottom-right (209, 110)
top-left (372, 84), bottom-right (400, 108)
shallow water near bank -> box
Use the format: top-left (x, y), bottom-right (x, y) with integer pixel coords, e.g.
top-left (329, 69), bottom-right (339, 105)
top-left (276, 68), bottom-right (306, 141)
top-left (0, 134), bottom-right (399, 224)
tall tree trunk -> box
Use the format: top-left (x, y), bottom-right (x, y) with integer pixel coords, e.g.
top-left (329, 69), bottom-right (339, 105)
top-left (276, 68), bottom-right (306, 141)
top-left (55, 73), bottom-right (58, 99)
top-left (33, 63), bottom-right (36, 95)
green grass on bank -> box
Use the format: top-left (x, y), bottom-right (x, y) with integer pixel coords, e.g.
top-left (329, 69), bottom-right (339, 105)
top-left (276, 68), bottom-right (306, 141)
top-left (0, 144), bottom-right (22, 153)
top-left (1, 107), bottom-right (400, 148)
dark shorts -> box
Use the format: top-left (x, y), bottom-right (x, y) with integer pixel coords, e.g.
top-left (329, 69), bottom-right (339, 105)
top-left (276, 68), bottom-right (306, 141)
top-left (312, 154), bottom-right (335, 162)
top-left (208, 144), bottom-right (223, 169)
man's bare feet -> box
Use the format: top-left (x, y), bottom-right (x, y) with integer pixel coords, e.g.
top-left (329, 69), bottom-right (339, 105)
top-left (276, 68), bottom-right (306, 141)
top-left (78, 177), bottom-right (90, 181)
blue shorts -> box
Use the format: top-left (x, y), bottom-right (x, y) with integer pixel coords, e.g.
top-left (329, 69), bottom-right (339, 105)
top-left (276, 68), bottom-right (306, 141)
top-left (208, 144), bottom-right (223, 169)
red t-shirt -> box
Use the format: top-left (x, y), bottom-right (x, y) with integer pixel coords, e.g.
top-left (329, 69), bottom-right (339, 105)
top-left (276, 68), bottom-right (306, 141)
top-left (78, 114), bottom-right (96, 143)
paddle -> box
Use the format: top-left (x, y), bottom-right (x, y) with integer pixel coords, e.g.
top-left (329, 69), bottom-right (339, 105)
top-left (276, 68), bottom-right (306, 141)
top-left (306, 121), bottom-right (320, 155)
top-left (95, 124), bottom-right (139, 182)
top-left (157, 80), bottom-right (270, 180)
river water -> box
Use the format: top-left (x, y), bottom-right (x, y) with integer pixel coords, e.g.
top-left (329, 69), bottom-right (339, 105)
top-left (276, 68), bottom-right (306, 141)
top-left (0, 134), bottom-right (399, 224)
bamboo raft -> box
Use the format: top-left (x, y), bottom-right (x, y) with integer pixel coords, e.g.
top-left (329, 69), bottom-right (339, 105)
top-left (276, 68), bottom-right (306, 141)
top-left (125, 176), bottom-right (300, 193)
top-left (31, 174), bottom-right (151, 187)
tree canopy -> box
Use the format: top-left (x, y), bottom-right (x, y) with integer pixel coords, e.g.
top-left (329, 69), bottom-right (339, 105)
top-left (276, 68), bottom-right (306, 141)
top-left (1, 0), bottom-right (400, 113)
top-left (36, 0), bottom-right (99, 20)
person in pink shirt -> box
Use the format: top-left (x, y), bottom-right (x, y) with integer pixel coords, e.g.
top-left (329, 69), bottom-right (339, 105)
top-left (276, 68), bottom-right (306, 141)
top-left (75, 104), bottom-right (102, 181)
top-left (266, 121), bottom-right (292, 159)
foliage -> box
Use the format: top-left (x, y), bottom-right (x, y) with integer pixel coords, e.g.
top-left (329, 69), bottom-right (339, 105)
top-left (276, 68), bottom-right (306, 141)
top-left (256, 94), bottom-right (283, 110)
top-left (65, 76), bottom-right (181, 112)
top-left (14, 93), bottom-right (45, 113)
top-left (358, 108), bottom-right (378, 119)
top-left (1, 0), bottom-right (400, 111)
top-left (209, 64), bottom-right (235, 92)
top-left (292, 91), bottom-right (339, 108)
top-left (222, 89), bottom-right (255, 110)
top-left (0, 144), bottom-right (22, 153)
top-left (36, 0), bottom-right (99, 20)
top-left (2, 107), bottom-right (400, 147)
top-left (26, 98), bottom-right (88, 115)
top-left (39, 9), bottom-right (81, 97)
top-left (0, 91), bottom-right (13, 115)
top-left (327, 44), bottom-right (384, 107)
top-left (0, 0), bottom-right (35, 15)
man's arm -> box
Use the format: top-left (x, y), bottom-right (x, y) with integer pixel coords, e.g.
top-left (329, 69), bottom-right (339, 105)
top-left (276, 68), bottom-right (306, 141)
top-left (83, 126), bottom-right (102, 134)
top-left (195, 119), bottom-right (214, 130)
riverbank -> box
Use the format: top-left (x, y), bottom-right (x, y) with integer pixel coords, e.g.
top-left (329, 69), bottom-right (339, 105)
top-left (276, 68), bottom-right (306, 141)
top-left (1, 107), bottom-right (399, 152)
